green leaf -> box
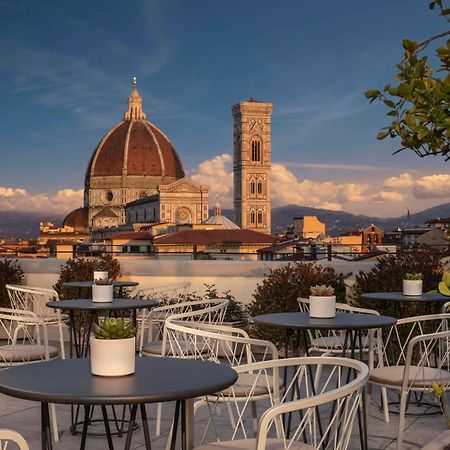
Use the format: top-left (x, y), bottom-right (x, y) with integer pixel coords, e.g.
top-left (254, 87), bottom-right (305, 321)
top-left (403, 39), bottom-right (420, 52)
top-left (387, 110), bottom-right (398, 116)
top-left (443, 270), bottom-right (450, 286)
top-left (384, 99), bottom-right (396, 108)
top-left (439, 281), bottom-right (450, 296)
top-left (377, 130), bottom-right (390, 140)
top-left (364, 89), bottom-right (380, 99)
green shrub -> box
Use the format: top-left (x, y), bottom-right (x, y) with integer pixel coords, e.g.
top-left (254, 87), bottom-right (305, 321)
top-left (247, 262), bottom-right (347, 347)
top-left (352, 245), bottom-right (443, 316)
top-left (54, 255), bottom-right (122, 300)
top-left (0, 259), bottom-right (24, 307)
top-left (203, 284), bottom-right (248, 323)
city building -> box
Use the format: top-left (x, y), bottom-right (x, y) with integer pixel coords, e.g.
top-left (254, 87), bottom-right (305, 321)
top-left (362, 224), bottom-right (383, 252)
top-left (203, 195), bottom-right (240, 229)
top-left (291, 216), bottom-right (325, 240)
top-left (232, 99), bottom-right (272, 234)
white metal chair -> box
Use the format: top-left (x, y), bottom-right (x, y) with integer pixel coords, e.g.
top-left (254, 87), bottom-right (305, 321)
top-left (140, 298), bottom-right (229, 436)
top-left (367, 313), bottom-right (450, 450)
top-left (135, 281), bottom-right (191, 303)
top-left (139, 298), bottom-right (229, 356)
top-left (6, 285), bottom-right (67, 359)
top-left (0, 429), bottom-right (29, 450)
top-left (0, 308), bottom-right (60, 442)
top-left (193, 356), bottom-right (369, 450)
top-left (163, 320), bottom-right (279, 442)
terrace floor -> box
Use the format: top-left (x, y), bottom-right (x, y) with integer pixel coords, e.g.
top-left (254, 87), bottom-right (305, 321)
top-left (0, 383), bottom-right (447, 449)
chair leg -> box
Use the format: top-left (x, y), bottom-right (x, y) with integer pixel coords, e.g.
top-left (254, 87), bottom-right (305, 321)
top-left (50, 403), bottom-right (59, 442)
top-left (58, 317), bottom-right (65, 360)
top-left (396, 391), bottom-right (408, 450)
top-left (381, 387), bottom-right (390, 423)
top-left (156, 402), bottom-right (162, 436)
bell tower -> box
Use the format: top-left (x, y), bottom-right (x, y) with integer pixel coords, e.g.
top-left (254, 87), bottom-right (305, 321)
top-left (232, 99), bottom-right (272, 234)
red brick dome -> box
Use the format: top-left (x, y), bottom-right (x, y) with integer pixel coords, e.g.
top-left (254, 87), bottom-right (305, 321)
top-left (86, 79), bottom-right (184, 179)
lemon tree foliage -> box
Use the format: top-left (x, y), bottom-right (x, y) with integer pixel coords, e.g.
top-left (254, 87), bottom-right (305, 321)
top-left (365, 1), bottom-right (450, 160)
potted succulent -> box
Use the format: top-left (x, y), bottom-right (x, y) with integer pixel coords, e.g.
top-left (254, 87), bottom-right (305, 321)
top-left (439, 271), bottom-right (450, 296)
top-left (309, 285), bottom-right (336, 318)
top-left (92, 278), bottom-right (114, 303)
top-left (403, 272), bottom-right (423, 296)
top-left (90, 318), bottom-right (137, 376)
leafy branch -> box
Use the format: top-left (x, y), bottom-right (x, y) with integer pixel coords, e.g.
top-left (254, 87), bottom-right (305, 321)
top-left (365, 1), bottom-right (450, 160)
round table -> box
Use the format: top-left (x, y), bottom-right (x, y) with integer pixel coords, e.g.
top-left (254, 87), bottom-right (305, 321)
top-left (253, 312), bottom-right (397, 450)
top-left (62, 281), bottom-right (139, 298)
top-left (0, 357), bottom-right (238, 450)
top-left (47, 299), bottom-right (158, 358)
top-left (360, 292), bottom-right (449, 317)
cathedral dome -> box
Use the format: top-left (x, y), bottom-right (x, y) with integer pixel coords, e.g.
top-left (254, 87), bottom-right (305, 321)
top-left (86, 79), bottom-right (184, 180)
top-left (63, 207), bottom-right (88, 232)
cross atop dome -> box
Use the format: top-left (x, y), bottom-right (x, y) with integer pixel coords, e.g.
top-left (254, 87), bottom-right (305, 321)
top-left (214, 193), bottom-right (222, 216)
top-left (124, 76), bottom-right (147, 120)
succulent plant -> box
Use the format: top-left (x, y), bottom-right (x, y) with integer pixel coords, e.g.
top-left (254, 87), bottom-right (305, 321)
top-left (93, 318), bottom-right (137, 340)
top-left (404, 272), bottom-right (423, 281)
top-left (439, 271), bottom-right (450, 297)
top-left (310, 285), bottom-right (335, 297)
top-left (94, 278), bottom-right (114, 286)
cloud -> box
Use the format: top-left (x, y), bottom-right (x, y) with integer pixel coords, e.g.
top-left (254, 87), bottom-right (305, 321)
top-left (286, 162), bottom-right (390, 171)
top-left (0, 187), bottom-right (83, 214)
top-left (413, 174), bottom-right (450, 199)
top-left (191, 154), bottom-right (234, 208)
top-left (370, 190), bottom-right (404, 202)
top-left (383, 172), bottom-right (414, 188)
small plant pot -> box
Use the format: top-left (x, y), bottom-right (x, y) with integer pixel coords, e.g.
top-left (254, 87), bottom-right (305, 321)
top-left (309, 295), bottom-right (336, 318)
top-left (90, 336), bottom-right (136, 376)
top-left (403, 280), bottom-right (423, 296)
top-left (94, 271), bottom-right (109, 281)
top-left (92, 284), bottom-right (113, 303)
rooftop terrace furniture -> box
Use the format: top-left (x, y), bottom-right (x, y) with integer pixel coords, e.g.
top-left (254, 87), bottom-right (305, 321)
top-left (193, 356), bottom-right (369, 450)
top-left (0, 429), bottom-right (29, 450)
top-left (6, 284), bottom-right (67, 359)
top-left (367, 313), bottom-right (450, 450)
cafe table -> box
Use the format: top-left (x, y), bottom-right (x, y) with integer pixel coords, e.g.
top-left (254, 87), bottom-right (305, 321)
top-left (253, 311), bottom-right (397, 450)
top-left (360, 291), bottom-right (448, 318)
top-left (0, 357), bottom-right (238, 450)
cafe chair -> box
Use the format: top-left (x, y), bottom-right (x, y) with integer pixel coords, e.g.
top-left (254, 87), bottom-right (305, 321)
top-left (163, 319), bottom-right (279, 441)
top-left (140, 298), bottom-right (229, 435)
top-left (367, 313), bottom-right (450, 450)
top-left (193, 356), bottom-right (369, 450)
top-left (0, 308), bottom-right (60, 443)
top-left (6, 285), bottom-right (67, 359)
top-left (441, 301), bottom-right (450, 313)
top-left (0, 429), bottom-right (29, 450)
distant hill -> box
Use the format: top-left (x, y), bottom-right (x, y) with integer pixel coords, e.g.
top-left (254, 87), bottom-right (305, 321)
top-left (1, 202), bottom-right (449, 239)
top-left (0, 211), bottom-right (65, 239)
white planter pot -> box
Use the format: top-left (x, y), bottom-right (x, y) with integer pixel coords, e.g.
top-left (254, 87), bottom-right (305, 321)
top-left (403, 280), bottom-right (423, 296)
top-left (90, 336), bottom-right (136, 376)
top-left (309, 295), bottom-right (336, 318)
top-left (94, 271), bottom-right (109, 282)
top-left (92, 284), bottom-right (113, 303)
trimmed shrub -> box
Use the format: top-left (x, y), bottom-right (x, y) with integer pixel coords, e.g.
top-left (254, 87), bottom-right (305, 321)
top-left (352, 245), bottom-right (443, 316)
top-left (0, 259), bottom-right (24, 307)
top-left (54, 255), bottom-right (122, 300)
top-left (247, 262), bottom-right (347, 347)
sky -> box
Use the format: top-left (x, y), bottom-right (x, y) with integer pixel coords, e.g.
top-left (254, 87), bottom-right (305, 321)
top-left (0, 0), bottom-right (449, 218)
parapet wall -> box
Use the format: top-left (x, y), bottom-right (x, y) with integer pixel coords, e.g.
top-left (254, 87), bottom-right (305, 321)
top-left (15, 257), bottom-right (376, 304)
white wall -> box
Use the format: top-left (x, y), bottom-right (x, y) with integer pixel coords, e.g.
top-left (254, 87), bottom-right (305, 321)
top-left (13, 257), bottom-right (377, 304)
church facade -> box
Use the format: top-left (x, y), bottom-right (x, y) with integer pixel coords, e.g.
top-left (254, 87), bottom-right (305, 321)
top-left (81, 78), bottom-right (208, 230)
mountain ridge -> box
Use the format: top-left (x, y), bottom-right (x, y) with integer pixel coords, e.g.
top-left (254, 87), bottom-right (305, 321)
top-left (0, 202), bottom-right (449, 239)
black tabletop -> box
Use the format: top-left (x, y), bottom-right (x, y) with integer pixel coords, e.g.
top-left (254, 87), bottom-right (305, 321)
top-left (253, 312), bottom-right (396, 330)
top-left (62, 281), bottom-right (139, 288)
top-left (47, 298), bottom-right (158, 311)
top-left (0, 358), bottom-right (238, 405)
top-left (360, 292), bottom-right (448, 303)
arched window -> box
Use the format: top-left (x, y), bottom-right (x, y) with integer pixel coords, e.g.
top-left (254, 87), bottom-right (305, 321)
top-left (250, 211), bottom-right (256, 225)
top-left (251, 140), bottom-right (261, 162)
top-left (257, 211), bottom-right (263, 224)
top-left (257, 181), bottom-right (263, 195)
top-left (250, 181), bottom-right (256, 195)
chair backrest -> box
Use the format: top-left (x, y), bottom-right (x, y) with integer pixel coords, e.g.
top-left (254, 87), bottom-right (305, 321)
top-left (442, 301), bottom-right (450, 313)
top-left (138, 298), bottom-right (228, 351)
top-left (0, 429), bottom-right (30, 450)
top-left (0, 308), bottom-right (53, 367)
top-left (204, 356), bottom-right (368, 449)
top-left (6, 285), bottom-right (59, 318)
top-left (163, 319), bottom-right (278, 364)
top-left (379, 313), bottom-right (450, 372)
top-left (136, 282), bottom-right (191, 304)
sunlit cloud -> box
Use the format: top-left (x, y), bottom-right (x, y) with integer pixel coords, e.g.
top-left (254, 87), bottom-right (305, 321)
top-left (413, 174), bottom-right (450, 199)
top-left (383, 172), bottom-right (414, 188)
top-left (371, 190), bottom-right (404, 202)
